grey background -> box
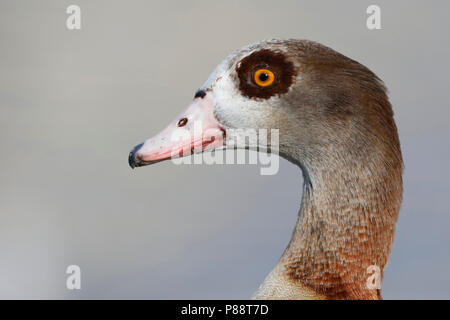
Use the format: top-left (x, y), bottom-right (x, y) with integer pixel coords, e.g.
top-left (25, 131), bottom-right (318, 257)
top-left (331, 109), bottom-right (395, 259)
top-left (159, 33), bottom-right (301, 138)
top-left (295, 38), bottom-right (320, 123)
top-left (1, 0), bottom-right (449, 299)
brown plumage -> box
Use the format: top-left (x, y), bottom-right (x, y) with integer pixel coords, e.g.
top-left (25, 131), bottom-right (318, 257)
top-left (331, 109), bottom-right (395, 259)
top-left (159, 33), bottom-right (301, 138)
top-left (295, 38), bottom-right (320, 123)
top-left (129, 39), bottom-right (403, 300)
top-left (238, 40), bottom-right (403, 300)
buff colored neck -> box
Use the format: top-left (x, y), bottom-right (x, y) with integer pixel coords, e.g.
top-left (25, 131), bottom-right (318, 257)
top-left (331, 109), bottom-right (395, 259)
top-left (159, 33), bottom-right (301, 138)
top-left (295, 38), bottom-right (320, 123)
top-left (253, 150), bottom-right (402, 300)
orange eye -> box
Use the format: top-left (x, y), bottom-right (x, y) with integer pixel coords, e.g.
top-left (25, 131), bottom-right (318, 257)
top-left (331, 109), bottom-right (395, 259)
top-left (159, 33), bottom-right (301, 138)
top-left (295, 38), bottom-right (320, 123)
top-left (253, 68), bottom-right (275, 87)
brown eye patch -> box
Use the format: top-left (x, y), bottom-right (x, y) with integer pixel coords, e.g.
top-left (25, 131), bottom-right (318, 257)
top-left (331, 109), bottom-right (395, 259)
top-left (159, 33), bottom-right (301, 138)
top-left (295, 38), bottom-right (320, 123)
top-left (236, 49), bottom-right (296, 100)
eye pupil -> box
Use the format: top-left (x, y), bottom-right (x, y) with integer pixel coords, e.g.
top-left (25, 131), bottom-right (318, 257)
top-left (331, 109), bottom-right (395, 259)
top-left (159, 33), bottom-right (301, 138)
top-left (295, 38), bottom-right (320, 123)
top-left (253, 68), bottom-right (275, 87)
top-left (259, 73), bottom-right (269, 82)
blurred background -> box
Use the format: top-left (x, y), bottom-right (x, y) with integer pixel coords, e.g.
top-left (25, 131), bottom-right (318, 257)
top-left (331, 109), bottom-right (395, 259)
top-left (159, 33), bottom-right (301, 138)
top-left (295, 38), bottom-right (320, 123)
top-left (1, 0), bottom-right (449, 299)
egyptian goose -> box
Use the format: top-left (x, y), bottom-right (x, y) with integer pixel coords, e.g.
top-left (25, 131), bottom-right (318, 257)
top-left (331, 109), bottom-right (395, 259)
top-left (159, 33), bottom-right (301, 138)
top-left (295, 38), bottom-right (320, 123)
top-left (128, 39), bottom-right (403, 300)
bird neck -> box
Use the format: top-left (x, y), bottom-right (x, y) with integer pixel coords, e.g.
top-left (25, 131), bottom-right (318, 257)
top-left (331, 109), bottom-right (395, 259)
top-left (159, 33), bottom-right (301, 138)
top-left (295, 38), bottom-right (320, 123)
top-left (254, 148), bottom-right (403, 300)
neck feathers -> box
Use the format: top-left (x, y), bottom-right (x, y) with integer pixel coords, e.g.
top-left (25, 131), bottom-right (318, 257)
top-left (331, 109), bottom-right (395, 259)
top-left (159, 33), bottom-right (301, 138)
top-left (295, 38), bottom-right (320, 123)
top-left (284, 112), bottom-right (402, 299)
top-left (256, 96), bottom-right (402, 300)
top-left (255, 148), bottom-right (402, 299)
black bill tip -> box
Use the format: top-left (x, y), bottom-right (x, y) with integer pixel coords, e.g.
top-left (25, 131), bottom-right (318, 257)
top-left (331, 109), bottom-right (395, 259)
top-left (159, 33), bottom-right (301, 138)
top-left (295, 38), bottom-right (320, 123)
top-left (128, 142), bottom-right (144, 169)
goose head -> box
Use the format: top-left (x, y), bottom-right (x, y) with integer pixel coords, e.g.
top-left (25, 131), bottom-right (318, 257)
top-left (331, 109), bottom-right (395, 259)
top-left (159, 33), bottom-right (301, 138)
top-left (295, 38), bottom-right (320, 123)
top-left (128, 39), bottom-right (403, 300)
top-left (128, 39), bottom-right (400, 175)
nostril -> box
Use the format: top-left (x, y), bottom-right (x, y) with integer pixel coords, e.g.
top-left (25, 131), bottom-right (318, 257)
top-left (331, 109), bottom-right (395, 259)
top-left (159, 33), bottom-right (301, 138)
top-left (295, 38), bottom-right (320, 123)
top-left (177, 118), bottom-right (188, 127)
top-left (194, 89), bottom-right (206, 99)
